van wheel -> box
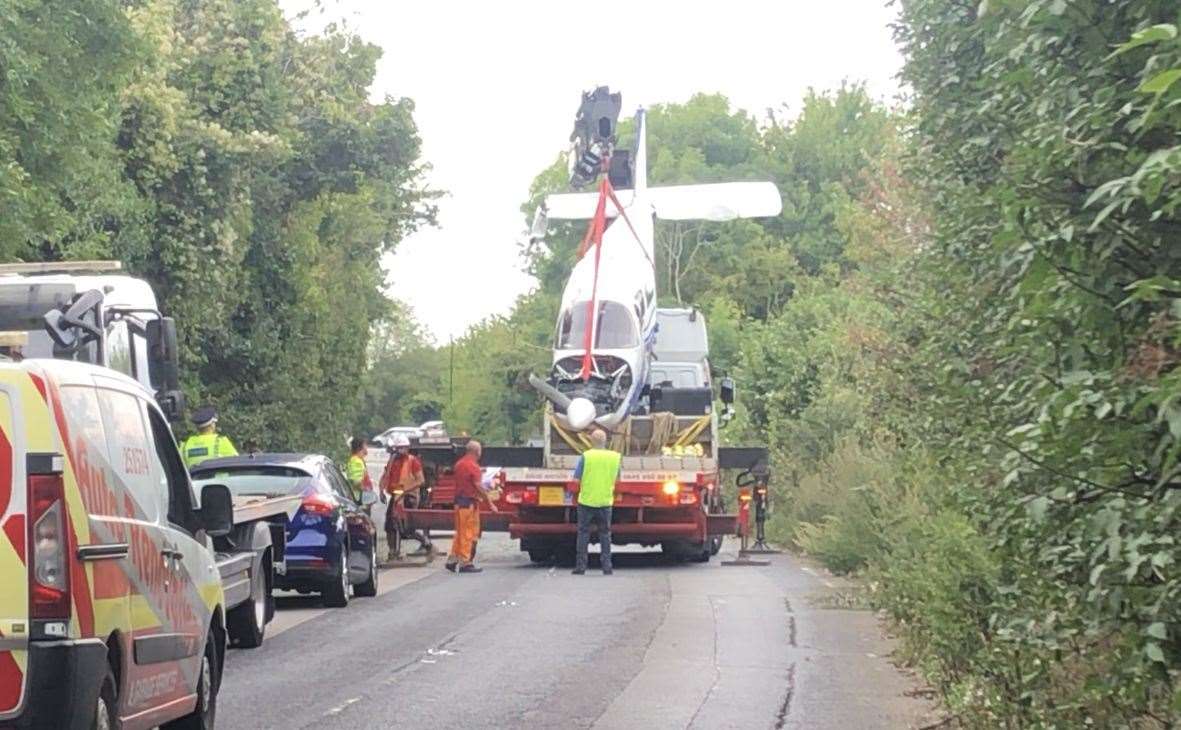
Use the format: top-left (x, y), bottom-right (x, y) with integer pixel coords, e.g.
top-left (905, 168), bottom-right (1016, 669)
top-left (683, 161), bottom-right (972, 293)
top-left (354, 546), bottom-right (378, 597)
top-left (227, 557), bottom-right (268, 648)
top-left (161, 629), bottom-right (218, 729)
top-left (323, 545), bottom-right (350, 608)
top-left (93, 665), bottom-right (117, 730)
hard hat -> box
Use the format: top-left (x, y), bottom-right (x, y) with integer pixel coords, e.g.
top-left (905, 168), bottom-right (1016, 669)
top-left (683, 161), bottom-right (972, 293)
top-left (192, 405), bottom-right (217, 428)
top-left (391, 434), bottom-right (411, 448)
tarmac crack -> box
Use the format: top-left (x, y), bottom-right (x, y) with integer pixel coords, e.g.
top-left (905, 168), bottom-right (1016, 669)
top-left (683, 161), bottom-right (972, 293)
top-left (685, 595), bottom-right (724, 728)
top-left (774, 664), bottom-right (797, 729)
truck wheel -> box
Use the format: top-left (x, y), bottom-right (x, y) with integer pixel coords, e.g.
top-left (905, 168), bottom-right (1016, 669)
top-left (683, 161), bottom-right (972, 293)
top-left (323, 545), bottom-right (350, 608)
top-left (690, 543), bottom-right (712, 563)
top-left (227, 556), bottom-right (268, 648)
top-left (94, 664), bottom-right (117, 730)
top-left (709, 535), bottom-right (723, 556)
top-left (355, 546), bottom-right (378, 597)
top-left (161, 628), bottom-right (218, 729)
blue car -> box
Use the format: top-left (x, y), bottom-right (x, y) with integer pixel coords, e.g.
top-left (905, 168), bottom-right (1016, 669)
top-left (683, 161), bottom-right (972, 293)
top-left (192, 453), bottom-right (379, 607)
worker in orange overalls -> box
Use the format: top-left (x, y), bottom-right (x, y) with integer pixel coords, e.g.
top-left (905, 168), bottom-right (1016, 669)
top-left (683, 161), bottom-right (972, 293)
top-left (380, 435), bottom-right (431, 560)
top-left (445, 439), bottom-right (498, 574)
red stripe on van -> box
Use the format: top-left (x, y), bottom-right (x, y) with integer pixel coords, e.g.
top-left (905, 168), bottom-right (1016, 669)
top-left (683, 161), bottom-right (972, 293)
top-left (0, 647), bottom-right (21, 713)
top-left (2, 516), bottom-right (22, 564)
top-left (40, 375), bottom-right (96, 637)
top-left (0, 422), bottom-right (9, 518)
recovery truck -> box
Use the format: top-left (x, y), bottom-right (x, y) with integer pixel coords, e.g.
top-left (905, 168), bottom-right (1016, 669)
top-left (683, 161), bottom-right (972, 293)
top-left (397, 308), bottom-right (768, 562)
top-left (0, 261), bottom-right (296, 650)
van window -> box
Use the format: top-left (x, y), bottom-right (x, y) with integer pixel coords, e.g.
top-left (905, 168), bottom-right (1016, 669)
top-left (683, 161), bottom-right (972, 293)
top-left (145, 404), bottom-right (198, 533)
top-left (96, 389), bottom-right (160, 521)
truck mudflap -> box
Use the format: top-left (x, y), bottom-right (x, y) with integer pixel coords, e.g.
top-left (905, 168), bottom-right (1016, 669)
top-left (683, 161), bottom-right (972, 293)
top-left (706, 513), bottom-right (738, 536)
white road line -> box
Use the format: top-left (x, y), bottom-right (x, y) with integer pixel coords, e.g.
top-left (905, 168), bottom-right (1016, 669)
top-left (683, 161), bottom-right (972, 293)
top-left (324, 697), bottom-right (361, 715)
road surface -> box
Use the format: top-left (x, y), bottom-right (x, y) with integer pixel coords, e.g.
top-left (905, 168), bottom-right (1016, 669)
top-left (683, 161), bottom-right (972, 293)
top-left (217, 535), bottom-right (936, 729)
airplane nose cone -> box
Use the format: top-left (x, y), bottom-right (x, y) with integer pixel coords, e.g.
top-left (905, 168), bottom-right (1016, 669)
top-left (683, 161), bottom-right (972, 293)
top-left (567, 398), bottom-right (597, 431)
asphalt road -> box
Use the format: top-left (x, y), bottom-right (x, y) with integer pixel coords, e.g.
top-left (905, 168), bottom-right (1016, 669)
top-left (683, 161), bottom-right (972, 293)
top-left (216, 535), bottom-right (936, 729)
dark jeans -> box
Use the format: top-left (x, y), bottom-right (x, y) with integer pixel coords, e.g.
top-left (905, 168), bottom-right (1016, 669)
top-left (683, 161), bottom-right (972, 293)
top-left (576, 505), bottom-right (613, 572)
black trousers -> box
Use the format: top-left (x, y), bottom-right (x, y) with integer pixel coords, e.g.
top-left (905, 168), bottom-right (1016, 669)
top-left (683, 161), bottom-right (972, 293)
top-left (575, 505), bottom-right (613, 571)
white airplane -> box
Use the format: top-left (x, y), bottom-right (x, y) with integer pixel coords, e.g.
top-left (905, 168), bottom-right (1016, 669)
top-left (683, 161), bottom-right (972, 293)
top-left (530, 88), bottom-right (782, 431)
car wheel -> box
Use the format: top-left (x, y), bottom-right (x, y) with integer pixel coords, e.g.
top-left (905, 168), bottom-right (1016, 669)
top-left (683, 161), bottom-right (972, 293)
top-left (323, 543), bottom-right (350, 608)
top-left (227, 556), bottom-right (268, 648)
top-left (161, 628), bottom-right (218, 729)
top-left (355, 546), bottom-right (378, 597)
top-left (94, 664), bottom-right (117, 730)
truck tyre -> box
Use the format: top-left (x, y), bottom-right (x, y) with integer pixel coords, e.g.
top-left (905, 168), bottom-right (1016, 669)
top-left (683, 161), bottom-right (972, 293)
top-left (94, 664), bottom-right (117, 730)
top-left (323, 544), bottom-right (350, 608)
top-left (227, 555), bottom-right (268, 648)
top-left (709, 535), bottom-right (723, 556)
top-left (354, 546), bottom-right (378, 597)
top-left (690, 543), bottom-right (711, 563)
top-left (162, 628), bottom-right (218, 730)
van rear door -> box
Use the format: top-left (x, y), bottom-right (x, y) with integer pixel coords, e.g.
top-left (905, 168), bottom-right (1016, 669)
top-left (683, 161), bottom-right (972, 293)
top-left (0, 386), bottom-right (27, 719)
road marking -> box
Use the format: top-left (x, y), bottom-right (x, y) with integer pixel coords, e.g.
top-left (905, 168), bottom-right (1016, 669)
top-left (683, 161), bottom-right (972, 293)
top-left (264, 566), bottom-right (434, 640)
top-left (325, 697), bottom-right (360, 715)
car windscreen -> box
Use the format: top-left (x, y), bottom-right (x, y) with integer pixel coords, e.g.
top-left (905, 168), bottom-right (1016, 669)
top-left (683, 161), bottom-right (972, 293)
top-left (191, 465), bottom-right (313, 498)
top-left (555, 300), bottom-right (638, 350)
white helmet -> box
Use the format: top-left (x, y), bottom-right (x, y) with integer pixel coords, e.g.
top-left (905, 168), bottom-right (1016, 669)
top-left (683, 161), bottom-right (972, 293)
top-left (390, 434), bottom-right (411, 448)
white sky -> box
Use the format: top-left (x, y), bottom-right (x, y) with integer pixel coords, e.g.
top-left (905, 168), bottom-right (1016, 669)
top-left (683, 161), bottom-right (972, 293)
top-left (283, 1), bottom-right (903, 341)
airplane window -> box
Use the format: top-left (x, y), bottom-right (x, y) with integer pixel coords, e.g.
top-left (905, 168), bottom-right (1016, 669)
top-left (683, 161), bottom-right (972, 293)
top-left (556, 301), bottom-right (638, 350)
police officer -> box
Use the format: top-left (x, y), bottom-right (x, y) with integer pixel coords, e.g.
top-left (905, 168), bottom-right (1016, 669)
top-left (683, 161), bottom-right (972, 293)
top-left (180, 405), bottom-right (238, 470)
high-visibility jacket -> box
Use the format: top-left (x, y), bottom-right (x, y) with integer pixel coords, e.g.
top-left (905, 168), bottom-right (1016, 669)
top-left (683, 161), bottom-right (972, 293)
top-left (346, 454), bottom-right (371, 500)
top-left (181, 432), bottom-right (238, 469)
top-left (575, 448), bottom-right (621, 507)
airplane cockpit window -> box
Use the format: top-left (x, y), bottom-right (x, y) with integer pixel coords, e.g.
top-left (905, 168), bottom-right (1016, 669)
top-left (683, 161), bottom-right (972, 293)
top-left (556, 301), bottom-right (639, 350)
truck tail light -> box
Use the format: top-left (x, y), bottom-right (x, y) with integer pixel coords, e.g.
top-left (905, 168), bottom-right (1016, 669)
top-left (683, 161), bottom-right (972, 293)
top-left (661, 481), bottom-right (679, 496)
top-left (29, 472), bottom-right (71, 619)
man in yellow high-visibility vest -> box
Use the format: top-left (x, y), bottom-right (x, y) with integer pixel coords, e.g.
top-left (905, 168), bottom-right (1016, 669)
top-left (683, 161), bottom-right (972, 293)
top-left (571, 428), bottom-right (621, 576)
top-left (180, 405), bottom-right (238, 470)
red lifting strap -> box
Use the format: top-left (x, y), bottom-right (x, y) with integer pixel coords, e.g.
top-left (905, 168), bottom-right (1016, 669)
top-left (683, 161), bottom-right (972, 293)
top-left (575, 176), bottom-right (647, 382)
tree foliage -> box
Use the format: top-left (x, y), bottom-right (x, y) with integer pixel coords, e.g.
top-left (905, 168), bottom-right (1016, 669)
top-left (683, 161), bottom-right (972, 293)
top-left (0, 0), bottom-right (436, 453)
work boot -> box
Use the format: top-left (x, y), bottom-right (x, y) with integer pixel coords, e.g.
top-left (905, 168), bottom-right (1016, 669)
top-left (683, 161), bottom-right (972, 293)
top-left (458, 564), bottom-right (483, 574)
top-left (602, 568), bottom-right (613, 575)
top-left (445, 561), bottom-right (457, 573)
top-left (571, 568), bottom-right (585, 575)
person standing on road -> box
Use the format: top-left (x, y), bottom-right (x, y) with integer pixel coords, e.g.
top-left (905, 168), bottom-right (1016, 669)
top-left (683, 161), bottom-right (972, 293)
top-left (571, 429), bottom-right (621, 575)
top-left (380, 435), bottom-right (432, 559)
top-left (445, 439), bottom-right (498, 574)
top-left (180, 405), bottom-right (238, 470)
top-left (346, 437), bottom-right (375, 514)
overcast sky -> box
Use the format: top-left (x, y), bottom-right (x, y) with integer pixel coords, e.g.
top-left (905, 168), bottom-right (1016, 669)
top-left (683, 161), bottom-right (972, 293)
top-left (283, 0), bottom-right (904, 341)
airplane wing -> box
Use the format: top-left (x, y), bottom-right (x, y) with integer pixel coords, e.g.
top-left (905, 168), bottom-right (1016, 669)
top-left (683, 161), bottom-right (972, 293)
top-left (542, 182), bottom-right (781, 221)
top-left (650, 182), bottom-right (782, 221)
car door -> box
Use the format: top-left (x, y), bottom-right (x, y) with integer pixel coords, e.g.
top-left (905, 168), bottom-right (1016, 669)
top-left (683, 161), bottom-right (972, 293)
top-left (323, 462), bottom-right (373, 583)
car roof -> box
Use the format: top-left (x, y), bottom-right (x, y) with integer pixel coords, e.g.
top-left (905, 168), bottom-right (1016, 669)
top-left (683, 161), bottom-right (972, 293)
top-left (190, 452), bottom-right (329, 474)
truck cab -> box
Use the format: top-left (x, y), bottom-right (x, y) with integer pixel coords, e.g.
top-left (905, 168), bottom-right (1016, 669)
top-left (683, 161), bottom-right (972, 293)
top-left (0, 261), bottom-right (185, 421)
